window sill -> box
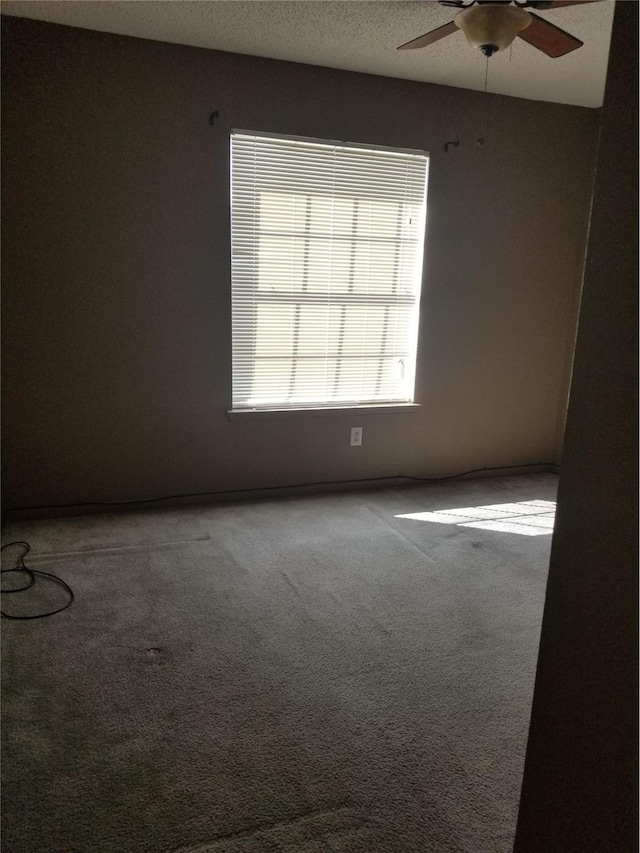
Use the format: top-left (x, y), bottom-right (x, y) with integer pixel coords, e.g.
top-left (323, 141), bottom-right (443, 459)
top-left (226, 402), bottom-right (421, 420)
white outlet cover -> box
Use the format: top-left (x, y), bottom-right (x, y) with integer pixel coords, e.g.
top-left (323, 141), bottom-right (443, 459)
top-left (350, 427), bottom-right (363, 446)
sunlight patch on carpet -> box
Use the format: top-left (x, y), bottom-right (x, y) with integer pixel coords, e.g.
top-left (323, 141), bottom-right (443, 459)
top-left (396, 500), bottom-right (556, 536)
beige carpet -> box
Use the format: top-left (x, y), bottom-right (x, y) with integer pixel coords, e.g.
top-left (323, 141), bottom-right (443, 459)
top-left (1, 474), bottom-right (556, 853)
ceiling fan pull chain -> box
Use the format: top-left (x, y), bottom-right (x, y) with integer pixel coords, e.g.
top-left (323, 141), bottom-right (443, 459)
top-left (478, 55), bottom-right (489, 148)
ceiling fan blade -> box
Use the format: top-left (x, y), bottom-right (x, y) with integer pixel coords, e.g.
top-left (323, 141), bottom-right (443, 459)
top-left (397, 21), bottom-right (458, 50)
top-left (531, 1), bottom-right (599, 7)
top-left (517, 12), bottom-right (583, 57)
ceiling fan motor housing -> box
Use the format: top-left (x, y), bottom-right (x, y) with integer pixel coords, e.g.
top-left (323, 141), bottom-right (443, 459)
top-left (454, 4), bottom-right (532, 56)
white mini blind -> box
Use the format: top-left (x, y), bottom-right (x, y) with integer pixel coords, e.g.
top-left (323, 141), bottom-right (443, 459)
top-left (230, 131), bottom-right (429, 410)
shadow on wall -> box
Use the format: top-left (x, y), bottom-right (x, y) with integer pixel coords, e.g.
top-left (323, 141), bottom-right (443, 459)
top-left (396, 500), bottom-right (556, 536)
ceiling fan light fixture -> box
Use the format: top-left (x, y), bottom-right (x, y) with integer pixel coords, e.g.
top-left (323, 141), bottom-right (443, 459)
top-left (454, 4), bottom-right (532, 56)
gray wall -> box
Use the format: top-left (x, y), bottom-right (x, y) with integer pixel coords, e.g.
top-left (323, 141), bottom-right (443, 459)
top-left (514, 2), bottom-right (638, 850)
top-left (1, 16), bottom-right (598, 510)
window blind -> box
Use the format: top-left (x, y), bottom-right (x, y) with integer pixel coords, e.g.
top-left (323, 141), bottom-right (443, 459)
top-left (230, 131), bottom-right (429, 410)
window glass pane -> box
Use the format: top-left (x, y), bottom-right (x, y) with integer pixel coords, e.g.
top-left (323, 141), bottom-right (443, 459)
top-left (257, 235), bottom-right (306, 292)
top-left (356, 199), bottom-right (401, 239)
top-left (351, 242), bottom-right (397, 294)
top-left (250, 359), bottom-right (294, 405)
top-left (254, 304), bottom-right (295, 357)
top-left (309, 195), bottom-right (355, 236)
top-left (306, 239), bottom-right (351, 293)
top-left (296, 304), bottom-right (331, 358)
top-left (259, 191), bottom-right (308, 231)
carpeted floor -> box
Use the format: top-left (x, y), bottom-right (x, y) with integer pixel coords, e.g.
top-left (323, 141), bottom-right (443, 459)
top-left (1, 474), bottom-right (557, 853)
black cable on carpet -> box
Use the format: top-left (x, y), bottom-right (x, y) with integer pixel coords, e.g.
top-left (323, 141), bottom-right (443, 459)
top-left (1, 541), bottom-right (74, 619)
top-left (7, 462), bottom-right (556, 513)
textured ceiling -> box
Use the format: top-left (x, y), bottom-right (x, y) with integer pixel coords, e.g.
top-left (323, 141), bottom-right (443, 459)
top-left (1, 1), bottom-right (614, 107)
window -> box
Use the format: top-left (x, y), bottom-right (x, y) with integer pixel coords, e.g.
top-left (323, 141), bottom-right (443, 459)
top-left (230, 131), bottom-right (429, 411)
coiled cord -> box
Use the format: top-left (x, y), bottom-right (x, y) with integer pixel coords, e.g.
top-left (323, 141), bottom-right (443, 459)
top-left (1, 541), bottom-right (74, 619)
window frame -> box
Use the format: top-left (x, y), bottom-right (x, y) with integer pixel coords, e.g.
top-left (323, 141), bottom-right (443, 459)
top-left (228, 130), bottom-right (430, 415)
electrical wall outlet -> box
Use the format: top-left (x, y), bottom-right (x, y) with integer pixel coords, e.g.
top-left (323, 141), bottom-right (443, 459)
top-left (350, 426), bottom-right (363, 447)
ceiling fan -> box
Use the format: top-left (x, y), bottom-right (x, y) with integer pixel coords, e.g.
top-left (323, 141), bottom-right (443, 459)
top-left (397, 0), bottom-right (599, 58)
